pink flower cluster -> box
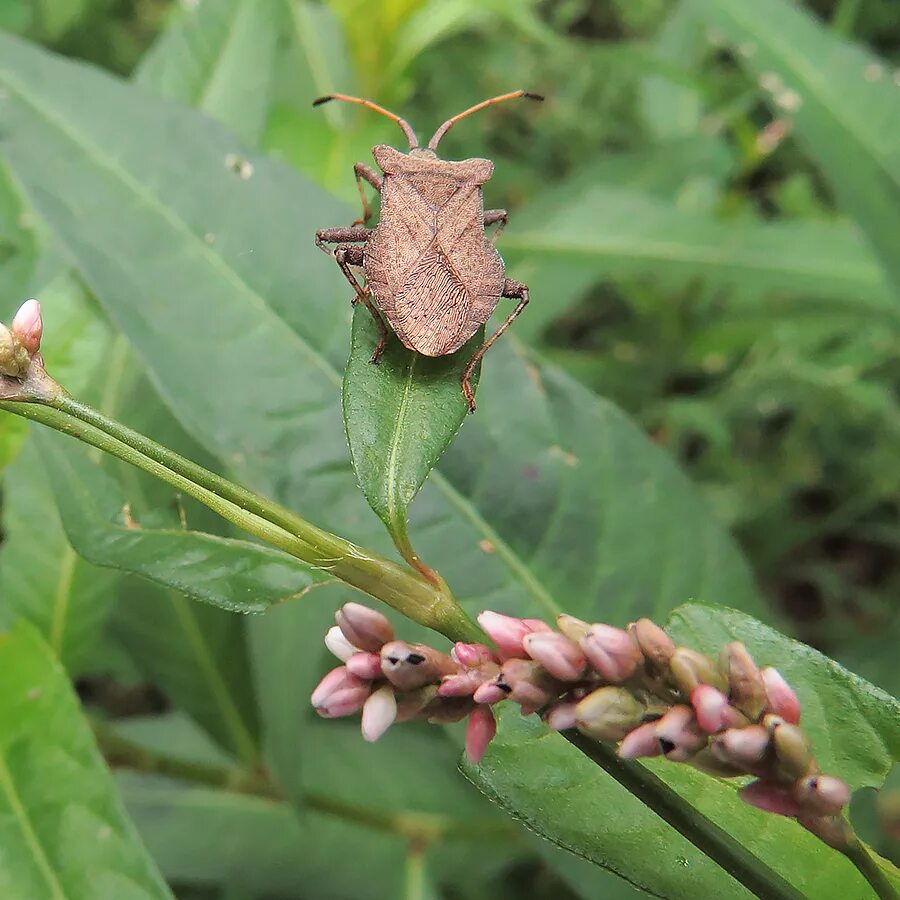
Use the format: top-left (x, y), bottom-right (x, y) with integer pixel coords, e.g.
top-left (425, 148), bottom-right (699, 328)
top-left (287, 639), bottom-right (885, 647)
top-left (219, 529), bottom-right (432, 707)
top-left (312, 604), bottom-right (851, 843)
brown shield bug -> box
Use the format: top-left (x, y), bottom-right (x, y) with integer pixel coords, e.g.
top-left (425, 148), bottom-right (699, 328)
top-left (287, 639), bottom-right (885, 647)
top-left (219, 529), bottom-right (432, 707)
top-left (314, 90), bottom-right (542, 412)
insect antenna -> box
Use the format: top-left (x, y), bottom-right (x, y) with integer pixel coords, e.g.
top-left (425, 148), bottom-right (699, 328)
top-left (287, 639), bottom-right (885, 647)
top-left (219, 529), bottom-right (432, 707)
top-left (312, 94), bottom-right (419, 150)
top-left (427, 90), bottom-right (544, 150)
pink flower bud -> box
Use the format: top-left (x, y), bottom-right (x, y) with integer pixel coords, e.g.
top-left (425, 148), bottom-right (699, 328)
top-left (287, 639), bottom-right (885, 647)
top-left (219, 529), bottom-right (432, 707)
top-left (523, 632), bottom-right (586, 681)
top-left (617, 721), bottom-right (663, 759)
top-left (336, 602), bottom-right (394, 652)
top-left (654, 705), bottom-right (707, 761)
top-left (465, 706), bottom-right (497, 763)
top-left (631, 618), bottom-right (675, 668)
top-left (691, 684), bottom-right (731, 734)
top-left (580, 625), bottom-right (641, 683)
top-left (380, 641), bottom-right (455, 691)
top-left (721, 642), bottom-right (767, 720)
top-left (451, 642), bottom-right (495, 668)
top-left (477, 611), bottom-right (551, 658)
top-left (439, 673), bottom-right (476, 697)
top-left (311, 666), bottom-right (371, 718)
top-left (710, 725), bottom-right (770, 770)
top-left (793, 775), bottom-right (850, 816)
top-left (361, 685), bottom-right (397, 742)
top-left (761, 667), bottom-right (801, 724)
top-left (496, 659), bottom-right (557, 709)
top-left (556, 613), bottom-right (590, 642)
top-left (11, 299), bottom-right (42, 353)
top-left (740, 781), bottom-right (802, 818)
top-left (473, 681), bottom-right (509, 704)
top-left (324, 625), bottom-right (357, 661)
top-left (544, 701), bottom-right (578, 731)
top-left (346, 651), bottom-right (383, 681)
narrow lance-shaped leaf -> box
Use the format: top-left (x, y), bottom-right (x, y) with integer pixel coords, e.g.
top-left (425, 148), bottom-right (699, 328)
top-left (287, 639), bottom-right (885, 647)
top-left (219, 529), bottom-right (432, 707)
top-left (36, 428), bottom-right (324, 614)
top-left (343, 308), bottom-right (481, 572)
top-left (694, 0), bottom-right (900, 296)
top-left (0, 621), bottom-right (173, 899)
top-left (464, 604), bottom-right (900, 900)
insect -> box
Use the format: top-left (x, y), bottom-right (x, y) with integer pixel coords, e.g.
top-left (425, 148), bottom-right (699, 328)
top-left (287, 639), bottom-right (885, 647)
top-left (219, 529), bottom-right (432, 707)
top-left (314, 90), bottom-right (543, 412)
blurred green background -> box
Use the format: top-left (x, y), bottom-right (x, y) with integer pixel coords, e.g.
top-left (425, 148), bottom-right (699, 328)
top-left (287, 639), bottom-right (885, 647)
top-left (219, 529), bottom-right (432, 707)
top-left (0, 0), bottom-right (898, 895)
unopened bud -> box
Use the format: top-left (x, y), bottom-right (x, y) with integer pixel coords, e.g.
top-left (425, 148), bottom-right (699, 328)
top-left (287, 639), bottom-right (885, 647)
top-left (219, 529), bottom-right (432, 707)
top-left (311, 666), bottom-right (371, 718)
top-left (451, 642), bottom-right (495, 668)
top-left (721, 642), bottom-right (767, 720)
top-left (380, 641), bottom-right (455, 691)
top-left (324, 625), bottom-right (356, 661)
top-left (617, 721), bottom-right (662, 759)
top-left (772, 722), bottom-right (813, 781)
top-left (710, 725), bottom-right (770, 770)
top-left (740, 780), bottom-right (802, 817)
top-left (689, 747), bottom-right (747, 778)
top-left (654, 705), bottom-right (707, 761)
top-left (473, 681), bottom-right (508, 704)
top-left (361, 685), bottom-right (397, 742)
top-left (11, 299), bottom-right (42, 353)
top-left (580, 625), bottom-right (641, 683)
top-left (477, 611), bottom-right (551, 658)
top-left (575, 687), bottom-right (645, 742)
top-left (631, 618), bottom-right (675, 669)
top-left (793, 775), bottom-right (850, 817)
top-left (761, 667), bottom-right (801, 724)
top-left (691, 684), bottom-right (730, 733)
top-left (523, 632), bottom-right (586, 681)
top-left (544, 701), bottom-right (578, 731)
top-left (556, 613), bottom-right (590, 642)
top-left (346, 651), bottom-right (383, 681)
top-left (496, 658), bottom-right (558, 710)
top-left (669, 647), bottom-right (727, 695)
top-left (0, 324), bottom-right (29, 378)
top-left (336, 602), bottom-right (394, 652)
top-left (465, 706), bottom-right (497, 763)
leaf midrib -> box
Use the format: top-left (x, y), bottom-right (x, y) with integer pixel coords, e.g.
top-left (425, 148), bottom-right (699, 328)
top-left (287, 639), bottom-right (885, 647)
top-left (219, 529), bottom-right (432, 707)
top-left (384, 355), bottom-right (418, 533)
top-left (0, 754), bottom-right (67, 900)
top-left (0, 53), bottom-right (561, 619)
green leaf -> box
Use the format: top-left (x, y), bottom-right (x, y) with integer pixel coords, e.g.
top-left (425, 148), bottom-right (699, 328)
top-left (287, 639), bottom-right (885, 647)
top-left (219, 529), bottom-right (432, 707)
top-left (502, 185), bottom-right (895, 343)
top-left (465, 604), bottom-right (900, 900)
top-left (135, 0), bottom-right (283, 146)
top-left (0, 621), bottom-right (173, 899)
top-left (0, 441), bottom-right (118, 672)
top-left (35, 429), bottom-right (322, 614)
top-left (111, 581), bottom-right (262, 766)
top-left (343, 307), bottom-right (482, 567)
top-left (695, 0), bottom-right (900, 296)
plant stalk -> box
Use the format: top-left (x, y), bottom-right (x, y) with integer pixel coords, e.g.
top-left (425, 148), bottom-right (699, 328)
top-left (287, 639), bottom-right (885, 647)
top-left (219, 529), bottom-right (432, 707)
top-left (840, 834), bottom-right (899, 900)
top-left (0, 398), bottom-right (481, 643)
top-left (562, 731), bottom-right (805, 900)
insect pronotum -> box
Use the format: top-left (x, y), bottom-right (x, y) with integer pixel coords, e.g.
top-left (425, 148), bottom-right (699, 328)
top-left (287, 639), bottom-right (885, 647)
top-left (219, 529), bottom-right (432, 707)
top-left (314, 90), bottom-right (543, 412)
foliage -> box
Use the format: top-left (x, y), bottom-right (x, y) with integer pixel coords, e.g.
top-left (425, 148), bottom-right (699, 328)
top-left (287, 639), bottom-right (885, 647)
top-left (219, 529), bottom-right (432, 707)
top-left (0, 0), bottom-right (897, 897)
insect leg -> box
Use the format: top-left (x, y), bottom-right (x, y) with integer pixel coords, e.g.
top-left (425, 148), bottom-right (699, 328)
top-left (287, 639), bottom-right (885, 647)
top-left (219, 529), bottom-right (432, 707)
top-left (315, 225), bottom-right (370, 256)
top-left (483, 208), bottom-right (508, 244)
top-left (334, 245), bottom-right (390, 364)
top-left (353, 163), bottom-right (383, 226)
top-left (461, 279), bottom-right (530, 413)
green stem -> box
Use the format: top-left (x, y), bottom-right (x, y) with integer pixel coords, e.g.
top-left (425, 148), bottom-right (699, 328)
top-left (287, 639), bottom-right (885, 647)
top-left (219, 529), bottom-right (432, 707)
top-left (0, 398), bottom-right (481, 643)
top-left (841, 834), bottom-right (899, 900)
top-left (562, 732), bottom-right (805, 900)
top-left (92, 720), bottom-right (518, 845)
